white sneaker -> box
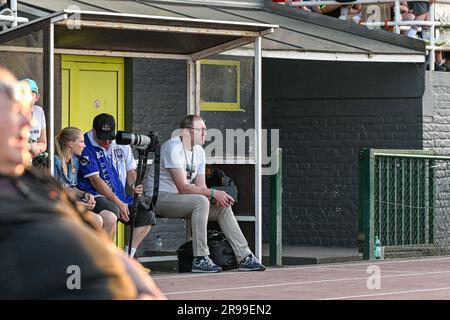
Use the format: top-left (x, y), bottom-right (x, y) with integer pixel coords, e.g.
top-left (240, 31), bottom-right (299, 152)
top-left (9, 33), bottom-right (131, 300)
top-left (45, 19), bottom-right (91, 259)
top-left (0, 4), bottom-right (11, 16)
top-left (338, 15), bottom-right (347, 21)
top-left (407, 27), bottom-right (418, 38)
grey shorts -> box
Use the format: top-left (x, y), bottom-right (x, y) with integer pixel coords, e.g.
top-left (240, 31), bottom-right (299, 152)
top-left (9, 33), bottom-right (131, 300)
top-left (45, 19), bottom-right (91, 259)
top-left (411, 2), bottom-right (429, 16)
top-left (93, 196), bottom-right (156, 227)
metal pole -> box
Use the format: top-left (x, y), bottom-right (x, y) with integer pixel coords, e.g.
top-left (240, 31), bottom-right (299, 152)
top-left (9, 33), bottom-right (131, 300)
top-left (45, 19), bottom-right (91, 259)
top-left (270, 148), bottom-right (282, 266)
top-left (49, 22), bottom-right (55, 176)
top-left (359, 149), bottom-right (375, 260)
top-left (186, 58), bottom-right (195, 241)
top-left (394, 0), bottom-right (401, 34)
top-left (187, 59), bottom-right (196, 115)
top-left (429, 1), bottom-right (435, 71)
top-left (254, 36), bottom-right (262, 261)
top-left (10, 0), bottom-right (17, 27)
top-left (195, 60), bottom-right (201, 116)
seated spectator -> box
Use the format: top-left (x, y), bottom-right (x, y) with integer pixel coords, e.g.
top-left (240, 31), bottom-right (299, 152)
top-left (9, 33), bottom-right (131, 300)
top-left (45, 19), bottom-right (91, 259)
top-left (77, 113), bottom-right (156, 255)
top-left (433, 50), bottom-right (450, 72)
top-left (348, 4), bottom-right (363, 24)
top-left (145, 115), bottom-right (266, 273)
top-left (407, 0), bottom-right (436, 39)
top-left (444, 51), bottom-right (450, 65)
top-left (54, 126), bottom-right (104, 231)
top-left (20, 78), bottom-right (48, 167)
top-left (321, 4), bottom-right (352, 21)
top-left (0, 66), bottom-right (165, 299)
top-left (400, 0), bottom-right (415, 21)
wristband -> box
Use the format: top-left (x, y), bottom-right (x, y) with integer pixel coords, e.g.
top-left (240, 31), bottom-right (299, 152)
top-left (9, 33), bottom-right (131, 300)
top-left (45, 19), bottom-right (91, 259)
top-left (210, 189), bottom-right (215, 200)
top-left (82, 192), bottom-right (88, 201)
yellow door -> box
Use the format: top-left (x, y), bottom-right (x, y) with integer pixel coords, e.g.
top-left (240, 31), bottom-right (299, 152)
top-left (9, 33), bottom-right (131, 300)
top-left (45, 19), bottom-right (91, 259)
top-left (61, 55), bottom-right (124, 131)
top-left (62, 55), bottom-right (125, 248)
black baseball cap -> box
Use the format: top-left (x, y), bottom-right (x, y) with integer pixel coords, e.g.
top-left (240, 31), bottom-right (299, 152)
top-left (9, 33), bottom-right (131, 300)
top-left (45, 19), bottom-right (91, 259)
top-left (93, 113), bottom-right (116, 140)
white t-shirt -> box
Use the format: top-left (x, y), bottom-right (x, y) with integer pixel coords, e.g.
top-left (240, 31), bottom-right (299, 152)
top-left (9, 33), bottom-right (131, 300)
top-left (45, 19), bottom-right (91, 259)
top-left (146, 136), bottom-right (206, 195)
top-left (86, 130), bottom-right (137, 188)
top-left (29, 105), bottom-right (46, 143)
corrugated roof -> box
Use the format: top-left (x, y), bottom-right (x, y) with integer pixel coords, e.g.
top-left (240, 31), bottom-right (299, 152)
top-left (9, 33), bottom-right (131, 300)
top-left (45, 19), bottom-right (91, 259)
top-left (16, 0), bottom-right (425, 62)
top-left (0, 9), bottom-right (276, 58)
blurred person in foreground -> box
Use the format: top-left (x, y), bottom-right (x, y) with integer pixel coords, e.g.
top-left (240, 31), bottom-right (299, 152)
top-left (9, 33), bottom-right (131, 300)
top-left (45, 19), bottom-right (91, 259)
top-left (0, 66), bottom-right (165, 299)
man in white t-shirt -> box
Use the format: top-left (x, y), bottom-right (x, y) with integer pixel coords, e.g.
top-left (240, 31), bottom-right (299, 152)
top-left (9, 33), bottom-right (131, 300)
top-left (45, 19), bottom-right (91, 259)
top-left (145, 115), bottom-right (265, 273)
top-left (21, 78), bottom-right (47, 159)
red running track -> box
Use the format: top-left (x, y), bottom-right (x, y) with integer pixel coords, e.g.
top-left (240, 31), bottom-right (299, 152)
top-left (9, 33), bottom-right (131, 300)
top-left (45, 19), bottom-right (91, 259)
top-left (153, 256), bottom-right (450, 300)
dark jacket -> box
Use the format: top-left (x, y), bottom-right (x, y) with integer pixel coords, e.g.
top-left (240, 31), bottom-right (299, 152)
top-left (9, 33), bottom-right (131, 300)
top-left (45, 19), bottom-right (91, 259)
top-left (0, 169), bottom-right (136, 299)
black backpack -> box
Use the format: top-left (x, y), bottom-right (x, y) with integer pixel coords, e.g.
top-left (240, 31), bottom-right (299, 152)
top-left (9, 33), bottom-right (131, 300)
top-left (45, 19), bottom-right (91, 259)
top-left (177, 230), bottom-right (238, 273)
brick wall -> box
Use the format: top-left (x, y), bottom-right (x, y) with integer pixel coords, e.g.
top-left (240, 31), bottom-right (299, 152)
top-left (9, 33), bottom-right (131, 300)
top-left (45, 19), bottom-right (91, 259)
top-left (126, 58), bottom-right (188, 254)
top-left (262, 58), bottom-right (425, 247)
top-left (263, 101), bottom-right (424, 246)
top-left (422, 71), bottom-right (450, 246)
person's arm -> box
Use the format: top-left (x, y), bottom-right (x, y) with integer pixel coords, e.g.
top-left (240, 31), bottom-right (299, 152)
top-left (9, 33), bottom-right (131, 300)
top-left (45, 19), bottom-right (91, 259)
top-left (114, 248), bottom-right (166, 300)
top-left (123, 146), bottom-right (142, 195)
top-left (167, 168), bottom-right (233, 207)
top-left (126, 170), bottom-right (143, 196)
top-left (88, 174), bottom-right (130, 222)
top-left (320, 5), bottom-right (341, 14)
top-left (30, 127), bottom-right (47, 157)
top-left (67, 187), bottom-right (96, 210)
top-left (30, 109), bottom-right (47, 157)
top-left (311, 5), bottom-right (321, 13)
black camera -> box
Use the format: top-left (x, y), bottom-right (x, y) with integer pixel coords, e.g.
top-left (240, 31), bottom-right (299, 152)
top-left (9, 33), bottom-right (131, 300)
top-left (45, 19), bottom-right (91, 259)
top-left (116, 131), bottom-right (159, 152)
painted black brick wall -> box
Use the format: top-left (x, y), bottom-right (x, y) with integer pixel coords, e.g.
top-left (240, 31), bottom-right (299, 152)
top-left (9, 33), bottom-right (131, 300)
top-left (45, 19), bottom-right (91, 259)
top-left (262, 58), bottom-right (425, 247)
top-left (126, 58), bottom-right (188, 254)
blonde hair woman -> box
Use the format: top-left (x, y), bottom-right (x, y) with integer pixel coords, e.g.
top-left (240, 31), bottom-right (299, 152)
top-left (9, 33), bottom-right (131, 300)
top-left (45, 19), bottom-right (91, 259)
top-left (54, 127), bottom-right (103, 231)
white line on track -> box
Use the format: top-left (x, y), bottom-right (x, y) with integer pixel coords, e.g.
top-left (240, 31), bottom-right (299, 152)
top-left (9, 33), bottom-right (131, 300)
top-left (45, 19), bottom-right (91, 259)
top-left (154, 256), bottom-right (450, 280)
top-left (321, 287), bottom-right (450, 300)
top-left (163, 269), bottom-right (450, 296)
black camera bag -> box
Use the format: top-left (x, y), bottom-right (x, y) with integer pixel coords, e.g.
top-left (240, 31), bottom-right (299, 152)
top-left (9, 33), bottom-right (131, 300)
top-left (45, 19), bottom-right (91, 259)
top-left (177, 230), bottom-right (238, 272)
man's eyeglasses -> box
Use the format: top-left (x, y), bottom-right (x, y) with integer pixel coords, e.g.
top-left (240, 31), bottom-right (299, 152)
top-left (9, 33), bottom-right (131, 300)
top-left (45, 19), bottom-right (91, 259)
top-left (0, 82), bottom-right (33, 105)
top-left (187, 127), bottom-right (207, 133)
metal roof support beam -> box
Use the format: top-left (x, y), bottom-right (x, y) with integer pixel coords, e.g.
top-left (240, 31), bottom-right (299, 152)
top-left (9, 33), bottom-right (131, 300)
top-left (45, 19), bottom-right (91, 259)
top-left (187, 59), bottom-right (196, 115)
top-left (0, 19), bottom-right (46, 43)
top-left (224, 47), bottom-right (426, 63)
top-left (54, 49), bottom-right (190, 60)
top-left (43, 20), bottom-right (55, 176)
top-left (255, 36), bottom-right (262, 261)
top-left (55, 20), bottom-right (263, 37)
top-left (190, 36), bottom-right (254, 61)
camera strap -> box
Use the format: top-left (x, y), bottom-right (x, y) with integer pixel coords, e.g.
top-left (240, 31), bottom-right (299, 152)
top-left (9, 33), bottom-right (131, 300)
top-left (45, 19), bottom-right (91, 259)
top-left (149, 142), bottom-right (161, 210)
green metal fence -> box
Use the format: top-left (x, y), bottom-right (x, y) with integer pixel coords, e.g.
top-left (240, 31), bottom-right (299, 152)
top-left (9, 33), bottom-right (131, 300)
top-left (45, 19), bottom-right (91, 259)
top-left (359, 149), bottom-right (450, 260)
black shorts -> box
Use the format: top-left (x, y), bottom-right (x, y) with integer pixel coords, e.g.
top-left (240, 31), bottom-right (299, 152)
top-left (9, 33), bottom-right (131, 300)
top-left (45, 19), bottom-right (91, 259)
top-left (93, 196), bottom-right (156, 227)
top-left (410, 2), bottom-right (429, 16)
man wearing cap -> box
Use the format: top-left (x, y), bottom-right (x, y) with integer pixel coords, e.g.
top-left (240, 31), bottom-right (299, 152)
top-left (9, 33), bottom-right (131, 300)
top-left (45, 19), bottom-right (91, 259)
top-left (20, 78), bottom-right (47, 161)
top-left (77, 113), bottom-right (155, 257)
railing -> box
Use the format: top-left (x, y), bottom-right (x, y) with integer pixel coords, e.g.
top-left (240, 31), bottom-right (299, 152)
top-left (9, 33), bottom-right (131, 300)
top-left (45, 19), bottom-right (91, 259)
top-left (276, 0), bottom-right (450, 71)
top-left (0, 0), bottom-right (29, 30)
top-left (359, 149), bottom-right (450, 260)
